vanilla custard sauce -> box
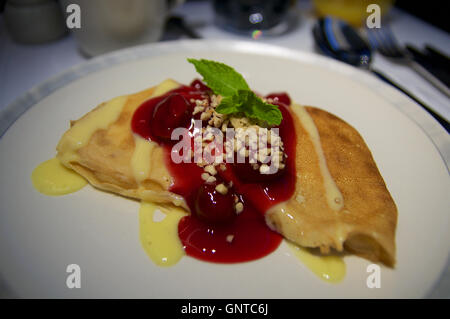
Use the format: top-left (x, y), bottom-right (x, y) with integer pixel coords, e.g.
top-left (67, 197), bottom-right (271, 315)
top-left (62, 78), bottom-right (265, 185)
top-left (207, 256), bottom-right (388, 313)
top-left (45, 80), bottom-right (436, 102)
top-left (139, 202), bottom-right (187, 266)
top-left (130, 79), bottom-right (180, 185)
top-left (31, 157), bottom-right (87, 195)
top-left (292, 104), bottom-right (344, 211)
top-left (287, 241), bottom-right (346, 283)
top-left (56, 95), bottom-right (128, 166)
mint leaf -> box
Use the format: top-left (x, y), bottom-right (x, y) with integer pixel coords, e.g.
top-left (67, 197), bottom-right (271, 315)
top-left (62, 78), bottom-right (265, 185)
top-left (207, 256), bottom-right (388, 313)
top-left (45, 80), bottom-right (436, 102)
top-left (187, 58), bottom-right (283, 126)
top-left (217, 90), bottom-right (282, 126)
top-left (187, 58), bottom-right (249, 97)
top-left (213, 95), bottom-right (240, 114)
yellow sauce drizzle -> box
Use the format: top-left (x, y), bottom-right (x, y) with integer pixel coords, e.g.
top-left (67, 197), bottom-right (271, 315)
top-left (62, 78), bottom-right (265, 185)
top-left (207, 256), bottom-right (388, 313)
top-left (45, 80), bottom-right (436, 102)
top-left (56, 95), bottom-right (128, 166)
top-left (292, 104), bottom-right (344, 211)
top-left (286, 241), bottom-right (346, 283)
top-left (139, 201), bottom-right (187, 267)
top-left (31, 157), bottom-right (87, 195)
top-left (131, 135), bottom-right (157, 183)
top-left (130, 78), bottom-right (180, 185)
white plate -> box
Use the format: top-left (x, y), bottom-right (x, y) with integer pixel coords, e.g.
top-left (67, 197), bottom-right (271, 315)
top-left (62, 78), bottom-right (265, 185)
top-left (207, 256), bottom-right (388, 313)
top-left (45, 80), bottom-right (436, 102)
top-left (0, 40), bottom-right (449, 298)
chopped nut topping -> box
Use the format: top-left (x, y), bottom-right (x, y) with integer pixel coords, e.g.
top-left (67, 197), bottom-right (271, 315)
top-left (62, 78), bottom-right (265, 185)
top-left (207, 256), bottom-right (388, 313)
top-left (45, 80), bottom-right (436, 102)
top-left (221, 120), bottom-right (229, 132)
top-left (235, 202), bottom-right (244, 214)
top-left (193, 106), bottom-right (204, 115)
top-left (191, 95), bottom-right (286, 190)
top-left (206, 175), bottom-right (216, 184)
top-left (230, 117), bottom-right (251, 129)
top-left (215, 183), bottom-right (228, 195)
top-left (204, 165), bottom-right (217, 176)
top-left (210, 95), bottom-right (222, 108)
top-left (200, 109), bottom-right (213, 121)
top-left (259, 164), bottom-right (270, 174)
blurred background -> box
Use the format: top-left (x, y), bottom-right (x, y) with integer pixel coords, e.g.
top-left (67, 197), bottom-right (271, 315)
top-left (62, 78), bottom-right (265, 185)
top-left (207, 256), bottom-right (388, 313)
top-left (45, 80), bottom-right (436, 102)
top-left (0, 0), bottom-right (449, 129)
top-left (1, 1), bottom-right (448, 47)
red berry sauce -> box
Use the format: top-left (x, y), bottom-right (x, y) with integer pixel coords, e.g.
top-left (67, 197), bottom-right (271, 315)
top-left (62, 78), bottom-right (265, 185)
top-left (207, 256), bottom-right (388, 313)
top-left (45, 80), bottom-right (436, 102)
top-left (131, 80), bottom-right (296, 263)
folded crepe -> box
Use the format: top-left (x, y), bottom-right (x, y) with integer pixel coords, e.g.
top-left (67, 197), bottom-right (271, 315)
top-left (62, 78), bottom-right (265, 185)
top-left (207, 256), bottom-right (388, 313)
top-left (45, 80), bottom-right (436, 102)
top-left (266, 105), bottom-right (397, 267)
top-left (56, 79), bottom-right (397, 266)
top-left (56, 79), bottom-right (187, 208)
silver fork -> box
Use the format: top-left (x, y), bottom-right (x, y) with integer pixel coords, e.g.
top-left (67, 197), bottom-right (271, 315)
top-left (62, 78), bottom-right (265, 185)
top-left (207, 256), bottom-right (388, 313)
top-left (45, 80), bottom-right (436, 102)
top-left (367, 26), bottom-right (450, 98)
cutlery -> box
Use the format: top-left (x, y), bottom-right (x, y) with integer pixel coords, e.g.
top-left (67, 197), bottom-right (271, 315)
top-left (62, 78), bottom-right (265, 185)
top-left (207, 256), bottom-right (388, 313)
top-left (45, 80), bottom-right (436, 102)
top-left (367, 26), bottom-right (450, 98)
top-left (405, 44), bottom-right (450, 88)
top-left (312, 17), bottom-right (449, 132)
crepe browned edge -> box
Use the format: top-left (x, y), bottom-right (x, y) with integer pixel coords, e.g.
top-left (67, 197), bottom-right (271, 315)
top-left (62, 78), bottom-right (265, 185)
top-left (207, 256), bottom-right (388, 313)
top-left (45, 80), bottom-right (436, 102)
top-left (57, 85), bottom-right (397, 266)
top-left (266, 105), bottom-right (397, 267)
top-left (57, 85), bottom-right (185, 207)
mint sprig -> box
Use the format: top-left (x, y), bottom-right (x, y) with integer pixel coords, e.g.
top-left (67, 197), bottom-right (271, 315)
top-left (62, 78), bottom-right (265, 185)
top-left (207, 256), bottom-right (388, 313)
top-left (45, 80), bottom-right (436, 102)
top-left (216, 90), bottom-right (282, 126)
top-left (187, 58), bottom-right (249, 97)
top-left (187, 58), bottom-right (282, 126)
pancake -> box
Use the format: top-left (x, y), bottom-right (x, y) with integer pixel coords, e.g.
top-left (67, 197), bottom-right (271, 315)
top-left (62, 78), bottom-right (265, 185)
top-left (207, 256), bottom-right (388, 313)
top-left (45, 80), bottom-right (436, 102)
top-left (56, 80), bottom-right (397, 266)
top-left (56, 79), bottom-right (188, 208)
top-left (266, 104), bottom-right (397, 267)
